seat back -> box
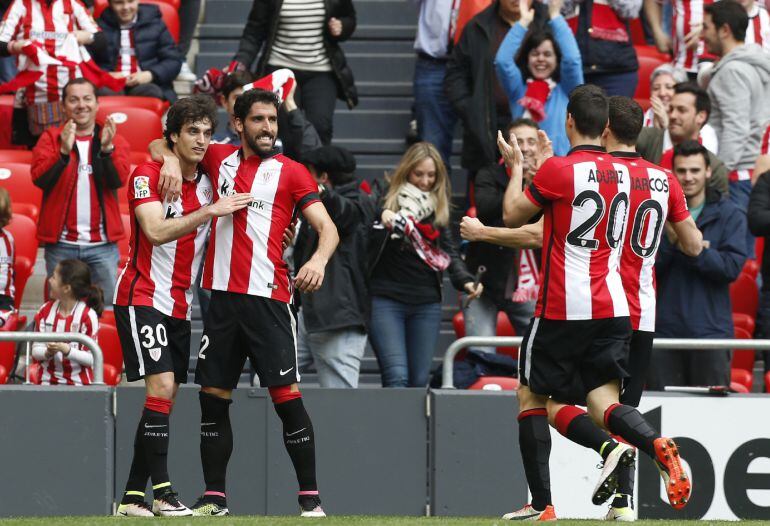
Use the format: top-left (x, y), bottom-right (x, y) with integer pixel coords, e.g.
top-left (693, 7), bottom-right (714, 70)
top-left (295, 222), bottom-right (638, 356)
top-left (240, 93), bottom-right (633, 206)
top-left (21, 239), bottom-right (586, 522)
top-left (6, 214), bottom-right (39, 264)
top-left (97, 323), bottom-right (124, 386)
top-left (468, 376), bottom-right (520, 391)
top-left (730, 273), bottom-right (759, 318)
top-left (634, 54), bottom-right (668, 100)
top-left (0, 150), bottom-right (33, 164)
top-left (12, 256), bottom-right (33, 310)
top-left (0, 163), bottom-right (41, 221)
top-left (98, 96), bottom-right (168, 117)
top-left (732, 325), bottom-right (755, 373)
top-left (96, 107), bottom-right (163, 154)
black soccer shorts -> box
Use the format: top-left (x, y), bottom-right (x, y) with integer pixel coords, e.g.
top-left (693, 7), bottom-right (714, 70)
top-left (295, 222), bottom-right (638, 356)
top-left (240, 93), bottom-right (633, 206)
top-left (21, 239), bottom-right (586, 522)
top-left (194, 290), bottom-right (300, 390)
top-left (518, 316), bottom-right (632, 405)
top-left (115, 305), bottom-right (191, 384)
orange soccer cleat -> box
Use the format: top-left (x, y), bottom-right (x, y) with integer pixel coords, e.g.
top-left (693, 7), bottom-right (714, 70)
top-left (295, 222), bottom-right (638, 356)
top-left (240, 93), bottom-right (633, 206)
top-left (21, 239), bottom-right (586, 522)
top-left (654, 437), bottom-right (692, 509)
top-left (502, 504), bottom-right (557, 521)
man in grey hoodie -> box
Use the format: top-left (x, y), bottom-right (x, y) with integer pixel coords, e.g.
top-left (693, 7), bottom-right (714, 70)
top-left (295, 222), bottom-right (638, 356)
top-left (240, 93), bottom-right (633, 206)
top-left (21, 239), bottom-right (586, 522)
top-left (702, 0), bottom-right (770, 216)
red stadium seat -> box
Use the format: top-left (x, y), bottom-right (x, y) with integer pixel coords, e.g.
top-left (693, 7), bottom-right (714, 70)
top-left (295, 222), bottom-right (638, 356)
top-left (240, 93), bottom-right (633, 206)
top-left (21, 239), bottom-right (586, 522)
top-left (765, 370), bottom-right (770, 393)
top-left (98, 96), bottom-right (169, 117)
top-left (629, 18), bottom-right (647, 46)
top-left (13, 256), bottom-right (33, 310)
top-left (0, 312), bottom-right (22, 384)
top-left (730, 273), bottom-right (759, 318)
top-left (130, 151), bottom-right (152, 166)
top-left (756, 237), bottom-right (765, 267)
top-left (634, 45), bottom-right (672, 62)
top-left (730, 379), bottom-right (750, 393)
top-left (468, 376), bottom-right (519, 390)
top-left (96, 107), bottom-right (163, 154)
top-left (732, 324), bottom-right (756, 392)
top-left (742, 259), bottom-right (760, 280)
top-left (0, 162), bottom-right (41, 222)
top-left (27, 361), bottom-right (42, 384)
top-left (452, 310), bottom-right (518, 358)
top-left (117, 213), bottom-right (132, 272)
top-left (732, 313), bottom-right (756, 336)
top-left (98, 323), bottom-right (124, 386)
top-left (634, 54), bottom-right (668, 100)
top-left (0, 95), bottom-right (12, 107)
top-left (6, 214), bottom-right (38, 265)
top-left (100, 309), bottom-right (116, 329)
top-left (0, 149), bottom-right (33, 164)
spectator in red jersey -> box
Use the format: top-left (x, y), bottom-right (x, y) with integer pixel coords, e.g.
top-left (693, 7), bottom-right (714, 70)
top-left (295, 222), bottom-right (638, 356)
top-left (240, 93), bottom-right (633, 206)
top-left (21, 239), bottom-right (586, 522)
top-left (0, 188), bottom-right (16, 329)
top-left (635, 82), bottom-right (728, 193)
top-left (31, 78), bottom-right (130, 310)
top-left (368, 142), bottom-right (483, 388)
top-left (649, 140), bottom-right (747, 389)
top-left (31, 258), bottom-right (102, 386)
top-left (0, 0), bottom-right (106, 146)
top-left (91, 0), bottom-right (183, 101)
top-left (459, 119), bottom-right (546, 354)
top-left (445, 0), bottom-right (549, 176)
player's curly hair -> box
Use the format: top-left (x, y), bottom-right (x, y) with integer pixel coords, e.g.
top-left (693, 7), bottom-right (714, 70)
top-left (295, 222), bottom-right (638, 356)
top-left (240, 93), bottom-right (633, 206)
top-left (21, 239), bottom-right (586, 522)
top-left (164, 95), bottom-right (219, 149)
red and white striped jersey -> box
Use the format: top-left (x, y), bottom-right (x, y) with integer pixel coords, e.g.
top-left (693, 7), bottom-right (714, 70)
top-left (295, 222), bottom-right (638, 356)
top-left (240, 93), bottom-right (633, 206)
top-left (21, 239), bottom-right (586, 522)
top-left (60, 137), bottom-right (107, 244)
top-left (0, 228), bottom-right (14, 300)
top-left (200, 144), bottom-right (320, 303)
top-left (115, 26), bottom-right (138, 75)
top-left (672, 0), bottom-right (712, 72)
top-left (524, 145), bottom-right (630, 320)
top-left (612, 152), bottom-right (690, 332)
top-left (761, 123), bottom-right (770, 155)
top-left (746, 4), bottom-right (770, 51)
top-left (114, 162), bottom-right (213, 320)
top-left (0, 0), bottom-right (99, 104)
top-left (33, 299), bottom-right (97, 385)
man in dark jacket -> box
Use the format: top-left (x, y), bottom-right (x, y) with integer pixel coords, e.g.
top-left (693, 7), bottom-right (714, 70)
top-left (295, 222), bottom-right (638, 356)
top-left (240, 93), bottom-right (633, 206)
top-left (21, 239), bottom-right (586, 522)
top-left (445, 0), bottom-right (548, 173)
top-left (649, 141), bottom-right (747, 389)
top-left (748, 168), bottom-right (770, 378)
top-left (293, 146), bottom-right (368, 387)
top-left (459, 119), bottom-right (544, 351)
top-left (92, 0), bottom-right (182, 101)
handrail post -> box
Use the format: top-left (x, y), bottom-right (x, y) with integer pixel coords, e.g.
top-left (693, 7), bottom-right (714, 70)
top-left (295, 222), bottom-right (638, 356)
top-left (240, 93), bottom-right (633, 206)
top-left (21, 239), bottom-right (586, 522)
top-left (0, 332), bottom-right (105, 385)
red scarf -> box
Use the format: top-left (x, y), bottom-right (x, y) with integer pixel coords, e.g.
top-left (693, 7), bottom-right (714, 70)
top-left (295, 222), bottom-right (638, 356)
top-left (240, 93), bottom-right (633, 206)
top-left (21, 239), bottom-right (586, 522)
top-left (244, 69), bottom-right (296, 102)
top-left (589, 2), bottom-right (629, 42)
top-left (518, 79), bottom-right (552, 122)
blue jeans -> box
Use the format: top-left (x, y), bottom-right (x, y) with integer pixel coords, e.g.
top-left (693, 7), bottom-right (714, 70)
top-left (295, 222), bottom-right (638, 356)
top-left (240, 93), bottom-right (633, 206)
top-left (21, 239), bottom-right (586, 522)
top-left (413, 56), bottom-right (458, 169)
top-left (44, 242), bottom-right (120, 308)
top-left (585, 70), bottom-right (639, 97)
top-left (296, 310), bottom-right (367, 388)
top-left (369, 296), bottom-right (442, 387)
top-left (729, 180), bottom-right (754, 258)
top-left (463, 294), bottom-right (535, 353)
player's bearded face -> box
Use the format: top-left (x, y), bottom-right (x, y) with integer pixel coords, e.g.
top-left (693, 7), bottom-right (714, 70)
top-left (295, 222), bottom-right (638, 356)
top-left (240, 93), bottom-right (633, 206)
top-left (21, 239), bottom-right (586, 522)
top-left (241, 103), bottom-right (278, 156)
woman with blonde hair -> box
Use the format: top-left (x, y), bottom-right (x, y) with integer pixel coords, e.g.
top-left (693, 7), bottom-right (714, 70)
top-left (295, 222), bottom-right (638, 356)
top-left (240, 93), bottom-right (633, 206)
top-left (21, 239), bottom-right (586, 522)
top-left (368, 142), bottom-right (483, 387)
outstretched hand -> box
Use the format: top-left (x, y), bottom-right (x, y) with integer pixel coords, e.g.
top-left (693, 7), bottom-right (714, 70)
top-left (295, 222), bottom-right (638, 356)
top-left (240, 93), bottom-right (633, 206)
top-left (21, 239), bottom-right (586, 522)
top-left (498, 130), bottom-right (523, 168)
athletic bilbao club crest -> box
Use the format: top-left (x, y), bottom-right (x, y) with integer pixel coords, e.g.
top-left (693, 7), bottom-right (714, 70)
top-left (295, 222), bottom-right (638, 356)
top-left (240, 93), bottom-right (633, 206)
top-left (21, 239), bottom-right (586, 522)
top-left (258, 167), bottom-right (279, 185)
top-left (149, 347), bottom-right (162, 362)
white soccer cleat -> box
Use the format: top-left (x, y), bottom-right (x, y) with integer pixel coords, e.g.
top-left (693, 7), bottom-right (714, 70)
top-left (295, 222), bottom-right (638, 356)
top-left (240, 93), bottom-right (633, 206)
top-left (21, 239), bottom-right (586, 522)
top-left (115, 501), bottom-right (154, 517)
top-left (592, 443), bottom-right (636, 505)
top-left (604, 506), bottom-right (635, 521)
top-left (502, 504), bottom-right (557, 521)
top-left (299, 494), bottom-right (326, 518)
top-left (152, 490), bottom-right (193, 516)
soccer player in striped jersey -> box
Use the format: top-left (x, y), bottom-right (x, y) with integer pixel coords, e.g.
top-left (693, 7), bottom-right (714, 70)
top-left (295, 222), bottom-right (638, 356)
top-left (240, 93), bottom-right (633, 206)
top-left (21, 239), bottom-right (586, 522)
top-left (151, 88), bottom-right (339, 518)
top-left (500, 85), bottom-right (693, 520)
top-left (114, 95), bottom-right (253, 517)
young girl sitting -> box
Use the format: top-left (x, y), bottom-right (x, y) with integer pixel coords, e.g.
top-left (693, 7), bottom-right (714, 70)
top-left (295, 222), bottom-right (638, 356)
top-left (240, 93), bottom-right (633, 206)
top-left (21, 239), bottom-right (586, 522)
top-left (32, 259), bottom-right (102, 385)
top-left (0, 188), bottom-right (16, 329)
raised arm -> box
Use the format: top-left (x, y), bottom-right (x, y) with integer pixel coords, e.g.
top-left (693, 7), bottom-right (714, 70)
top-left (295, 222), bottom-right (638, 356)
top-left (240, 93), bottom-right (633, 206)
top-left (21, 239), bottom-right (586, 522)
top-left (550, 15), bottom-right (583, 93)
top-left (500, 131), bottom-right (542, 227)
top-left (494, 23), bottom-right (528, 105)
top-left (461, 215), bottom-right (544, 248)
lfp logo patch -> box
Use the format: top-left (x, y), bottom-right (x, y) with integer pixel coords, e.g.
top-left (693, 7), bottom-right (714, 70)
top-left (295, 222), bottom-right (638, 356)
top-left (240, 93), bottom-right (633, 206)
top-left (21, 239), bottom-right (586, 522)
top-left (134, 176), bottom-right (151, 199)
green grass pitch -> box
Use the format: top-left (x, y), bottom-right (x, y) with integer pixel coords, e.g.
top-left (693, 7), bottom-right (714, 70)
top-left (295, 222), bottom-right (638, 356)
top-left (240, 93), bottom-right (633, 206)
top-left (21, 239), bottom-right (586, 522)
top-left (0, 518), bottom-right (765, 525)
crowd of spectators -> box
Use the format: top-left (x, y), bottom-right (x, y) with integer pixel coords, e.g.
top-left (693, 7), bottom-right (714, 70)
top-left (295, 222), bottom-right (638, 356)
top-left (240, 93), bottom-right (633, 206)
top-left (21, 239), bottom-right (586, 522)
top-left (0, 0), bottom-right (769, 391)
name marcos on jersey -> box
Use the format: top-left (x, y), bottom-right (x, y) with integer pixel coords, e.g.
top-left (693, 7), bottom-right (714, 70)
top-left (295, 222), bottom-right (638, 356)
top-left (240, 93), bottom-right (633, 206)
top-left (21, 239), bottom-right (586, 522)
top-left (586, 168), bottom-right (670, 193)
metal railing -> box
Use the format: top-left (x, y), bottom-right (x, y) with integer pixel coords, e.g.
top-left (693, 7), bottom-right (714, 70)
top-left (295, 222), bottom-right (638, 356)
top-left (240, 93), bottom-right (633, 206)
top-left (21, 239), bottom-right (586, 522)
top-left (441, 336), bottom-right (770, 389)
top-left (0, 332), bottom-right (104, 385)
